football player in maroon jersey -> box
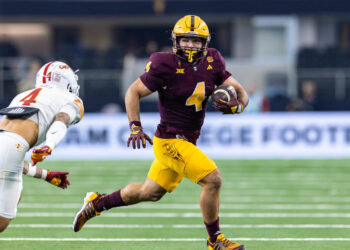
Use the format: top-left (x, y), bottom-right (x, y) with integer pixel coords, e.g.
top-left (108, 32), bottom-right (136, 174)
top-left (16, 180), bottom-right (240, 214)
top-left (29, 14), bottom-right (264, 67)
top-left (74, 15), bottom-right (248, 250)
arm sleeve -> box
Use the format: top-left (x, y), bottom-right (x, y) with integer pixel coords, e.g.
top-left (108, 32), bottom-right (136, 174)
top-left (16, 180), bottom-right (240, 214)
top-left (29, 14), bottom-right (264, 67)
top-left (45, 121), bottom-right (67, 149)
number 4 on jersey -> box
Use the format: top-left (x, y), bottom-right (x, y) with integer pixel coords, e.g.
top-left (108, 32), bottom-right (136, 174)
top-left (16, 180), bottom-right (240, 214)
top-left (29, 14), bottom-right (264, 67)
top-left (20, 88), bottom-right (42, 106)
top-left (186, 82), bottom-right (205, 112)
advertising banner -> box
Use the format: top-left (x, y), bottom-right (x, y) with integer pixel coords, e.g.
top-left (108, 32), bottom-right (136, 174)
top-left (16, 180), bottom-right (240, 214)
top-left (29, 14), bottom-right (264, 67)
top-left (36, 112), bottom-right (350, 160)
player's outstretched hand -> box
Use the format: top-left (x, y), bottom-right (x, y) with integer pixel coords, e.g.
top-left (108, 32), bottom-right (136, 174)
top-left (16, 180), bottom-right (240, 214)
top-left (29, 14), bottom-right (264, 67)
top-left (46, 171), bottom-right (70, 189)
top-left (31, 145), bottom-right (52, 164)
top-left (127, 121), bottom-right (153, 149)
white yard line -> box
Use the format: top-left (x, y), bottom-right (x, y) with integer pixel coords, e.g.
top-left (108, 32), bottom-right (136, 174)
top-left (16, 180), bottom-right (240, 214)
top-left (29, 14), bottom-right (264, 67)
top-left (21, 197), bottom-right (350, 202)
top-left (15, 212), bottom-right (350, 218)
top-left (1, 238), bottom-right (350, 241)
top-left (176, 224), bottom-right (350, 228)
top-left (22, 191), bottom-right (350, 196)
top-left (9, 224), bottom-right (163, 228)
top-left (18, 203), bottom-right (350, 210)
top-left (9, 224), bottom-right (350, 229)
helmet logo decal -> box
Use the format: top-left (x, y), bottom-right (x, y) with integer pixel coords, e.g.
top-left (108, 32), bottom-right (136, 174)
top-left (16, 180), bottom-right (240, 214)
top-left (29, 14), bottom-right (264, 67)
top-left (47, 72), bottom-right (52, 81)
top-left (53, 73), bottom-right (61, 82)
top-left (42, 62), bottom-right (54, 84)
top-left (59, 65), bottom-right (71, 70)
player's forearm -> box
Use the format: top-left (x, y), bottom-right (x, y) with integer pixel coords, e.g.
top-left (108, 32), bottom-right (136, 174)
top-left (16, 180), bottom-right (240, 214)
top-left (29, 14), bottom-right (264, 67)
top-left (125, 79), bottom-right (147, 122)
top-left (236, 87), bottom-right (249, 107)
top-left (23, 161), bottom-right (47, 179)
top-left (125, 78), bottom-right (153, 122)
top-left (125, 87), bottom-right (141, 122)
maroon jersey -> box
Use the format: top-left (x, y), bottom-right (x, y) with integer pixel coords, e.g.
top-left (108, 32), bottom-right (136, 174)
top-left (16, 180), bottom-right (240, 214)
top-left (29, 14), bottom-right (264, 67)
top-left (140, 48), bottom-right (231, 144)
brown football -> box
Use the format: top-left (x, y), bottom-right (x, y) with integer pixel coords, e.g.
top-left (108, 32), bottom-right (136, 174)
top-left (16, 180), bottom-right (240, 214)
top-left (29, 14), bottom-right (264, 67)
top-left (211, 85), bottom-right (238, 104)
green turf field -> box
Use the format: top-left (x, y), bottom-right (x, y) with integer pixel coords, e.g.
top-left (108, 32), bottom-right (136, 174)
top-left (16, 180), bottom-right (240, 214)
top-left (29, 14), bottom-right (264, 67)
top-left (1, 159), bottom-right (350, 249)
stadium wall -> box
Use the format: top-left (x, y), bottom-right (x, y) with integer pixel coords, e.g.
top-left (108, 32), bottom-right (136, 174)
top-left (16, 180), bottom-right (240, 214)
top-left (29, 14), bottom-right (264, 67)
top-left (16, 112), bottom-right (350, 160)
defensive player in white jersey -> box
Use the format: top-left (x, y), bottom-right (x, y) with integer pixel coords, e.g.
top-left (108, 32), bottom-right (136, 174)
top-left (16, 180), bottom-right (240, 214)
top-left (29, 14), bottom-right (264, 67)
top-left (0, 61), bottom-right (84, 232)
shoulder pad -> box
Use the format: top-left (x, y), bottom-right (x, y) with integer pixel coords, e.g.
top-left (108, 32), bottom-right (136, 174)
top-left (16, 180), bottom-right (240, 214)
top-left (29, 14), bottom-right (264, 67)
top-left (206, 48), bottom-right (226, 70)
top-left (73, 98), bottom-right (84, 123)
top-left (146, 52), bottom-right (176, 74)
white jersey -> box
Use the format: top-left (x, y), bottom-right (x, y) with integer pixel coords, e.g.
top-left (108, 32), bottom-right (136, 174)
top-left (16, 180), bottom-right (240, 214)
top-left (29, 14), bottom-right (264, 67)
top-left (8, 86), bottom-right (84, 146)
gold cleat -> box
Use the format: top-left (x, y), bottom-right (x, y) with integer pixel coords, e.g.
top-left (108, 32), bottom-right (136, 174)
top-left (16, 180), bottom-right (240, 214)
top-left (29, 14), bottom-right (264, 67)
top-left (73, 192), bottom-right (104, 232)
top-left (207, 234), bottom-right (245, 250)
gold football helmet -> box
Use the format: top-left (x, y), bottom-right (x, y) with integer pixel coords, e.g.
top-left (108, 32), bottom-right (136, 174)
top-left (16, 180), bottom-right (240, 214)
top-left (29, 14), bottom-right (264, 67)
top-left (172, 15), bottom-right (211, 63)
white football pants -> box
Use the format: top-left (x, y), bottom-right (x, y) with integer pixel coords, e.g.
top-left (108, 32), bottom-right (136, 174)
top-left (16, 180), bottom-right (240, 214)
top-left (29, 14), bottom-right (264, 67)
top-left (0, 131), bottom-right (29, 219)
